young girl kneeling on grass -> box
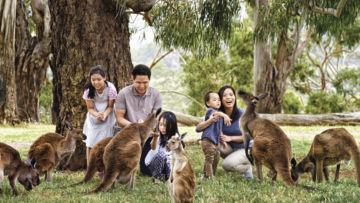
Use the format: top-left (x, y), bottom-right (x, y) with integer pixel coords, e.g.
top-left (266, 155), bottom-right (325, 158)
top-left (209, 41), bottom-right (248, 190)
top-left (143, 111), bottom-right (180, 183)
top-left (82, 65), bottom-right (117, 173)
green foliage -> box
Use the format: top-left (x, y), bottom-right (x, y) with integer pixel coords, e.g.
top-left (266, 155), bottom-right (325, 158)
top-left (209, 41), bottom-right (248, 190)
top-left (306, 0), bottom-right (360, 47)
top-left (182, 21), bottom-right (254, 116)
top-left (39, 79), bottom-right (53, 124)
top-left (150, 62), bottom-right (189, 113)
top-left (290, 53), bottom-right (315, 94)
top-left (255, 0), bottom-right (360, 47)
top-left (255, 0), bottom-right (302, 41)
top-left (305, 92), bottom-right (346, 114)
top-left (151, 0), bottom-right (241, 58)
top-left (282, 90), bottom-right (303, 114)
top-left (332, 67), bottom-right (360, 111)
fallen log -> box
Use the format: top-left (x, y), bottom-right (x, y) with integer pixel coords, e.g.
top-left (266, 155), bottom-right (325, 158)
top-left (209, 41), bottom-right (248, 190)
top-left (172, 111), bottom-right (360, 126)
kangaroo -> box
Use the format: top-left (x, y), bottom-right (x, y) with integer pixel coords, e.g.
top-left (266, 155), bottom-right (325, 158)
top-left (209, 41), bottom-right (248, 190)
top-left (28, 121), bottom-right (86, 182)
top-left (238, 90), bottom-right (296, 186)
top-left (0, 142), bottom-right (40, 196)
top-left (291, 128), bottom-right (360, 186)
top-left (91, 108), bottom-right (162, 193)
top-left (77, 137), bottom-right (113, 184)
top-left (167, 133), bottom-right (196, 203)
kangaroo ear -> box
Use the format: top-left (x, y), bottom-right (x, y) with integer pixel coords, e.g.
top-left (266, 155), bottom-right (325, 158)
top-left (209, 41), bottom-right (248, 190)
top-left (238, 90), bottom-right (246, 96)
top-left (65, 120), bottom-right (73, 130)
top-left (180, 133), bottom-right (187, 140)
top-left (31, 158), bottom-right (37, 169)
top-left (155, 108), bottom-right (162, 117)
top-left (291, 158), bottom-right (297, 168)
top-left (256, 93), bottom-right (268, 100)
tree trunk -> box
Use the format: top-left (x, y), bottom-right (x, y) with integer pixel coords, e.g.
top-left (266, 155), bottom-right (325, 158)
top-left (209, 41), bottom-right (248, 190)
top-left (15, 0), bottom-right (51, 122)
top-left (49, 0), bottom-right (133, 170)
top-left (253, 0), bottom-right (297, 113)
top-left (0, 0), bottom-right (17, 123)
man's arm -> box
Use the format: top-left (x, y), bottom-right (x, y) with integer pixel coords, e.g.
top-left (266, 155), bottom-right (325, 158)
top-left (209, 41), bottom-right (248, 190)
top-left (116, 109), bottom-right (131, 127)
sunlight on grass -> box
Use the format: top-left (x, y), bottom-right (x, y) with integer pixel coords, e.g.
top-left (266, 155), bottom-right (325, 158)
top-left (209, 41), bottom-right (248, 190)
top-left (1, 124), bottom-right (360, 202)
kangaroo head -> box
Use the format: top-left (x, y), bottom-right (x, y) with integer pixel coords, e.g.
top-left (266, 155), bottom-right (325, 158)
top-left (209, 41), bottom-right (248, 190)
top-left (238, 90), bottom-right (268, 106)
top-left (65, 120), bottom-right (87, 141)
top-left (18, 164), bottom-right (40, 191)
top-left (167, 133), bottom-right (186, 151)
top-left (143, 108), bottom-right (162, 131)
top-left (290, 157), bottom-right (315, 182)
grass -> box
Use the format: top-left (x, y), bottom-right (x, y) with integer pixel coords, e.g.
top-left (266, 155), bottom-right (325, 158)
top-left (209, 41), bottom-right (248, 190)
top-left (1, 124), bottom-right (360, 202)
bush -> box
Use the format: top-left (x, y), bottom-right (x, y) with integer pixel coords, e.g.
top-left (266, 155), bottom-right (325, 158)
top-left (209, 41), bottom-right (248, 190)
top-left (282, 90), bottom-right (303, 114)
top-left (305, 92), bottom-right (346, 114)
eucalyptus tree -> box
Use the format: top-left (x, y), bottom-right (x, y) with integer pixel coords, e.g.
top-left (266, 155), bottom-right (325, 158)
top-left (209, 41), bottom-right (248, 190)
top-left (0, 0), bottom-right (51, 123)
top-left (0, 0), bottom-right (17, 123)
top-left (250, 0), bottom-right (360, 113)
top-left (153, 0), bottom-right (360, 113)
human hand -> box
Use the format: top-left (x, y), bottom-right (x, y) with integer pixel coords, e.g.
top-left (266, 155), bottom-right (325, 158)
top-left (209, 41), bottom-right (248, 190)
top-left (210, 113), bottom-right (219, 123)
top-left (224, 115), bottom-right (232, 126)
top-left (151, 132), bottom-right (160, 138)
top-left (100, 113), bottom-right (108, 122)
top-left (220, 140), bottom-right (227, 149)
top-left (138, 119), bottom-right (144, 123)
top-left (220, 134), bottom-right (232, 143)
top-left (96, 112), bottom-right (104, 121)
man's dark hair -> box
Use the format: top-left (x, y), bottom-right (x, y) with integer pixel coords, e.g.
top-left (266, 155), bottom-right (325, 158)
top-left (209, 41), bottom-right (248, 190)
top-left (132, 64), bottom-right (151, 79)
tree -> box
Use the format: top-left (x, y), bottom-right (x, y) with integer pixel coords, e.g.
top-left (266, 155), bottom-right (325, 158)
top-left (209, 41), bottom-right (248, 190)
top-left (251, 0), bottom-right (360, 113)
top-left (49, 0), bottom-right (142, 169)
top-left (15, 0), bottom-right (51, 122)
top-left (0, 0), bottom-right (52, 123)
top-left (181, 20), bottom-right (254, 117)
top-left (332, 67), bottom-right (360, 111)
top-left (0, 0), bottom-right (17, 123)
top-left (152, 0), bottom-right (360, 113)
top-left (291, 36), bottom-right (358, 93)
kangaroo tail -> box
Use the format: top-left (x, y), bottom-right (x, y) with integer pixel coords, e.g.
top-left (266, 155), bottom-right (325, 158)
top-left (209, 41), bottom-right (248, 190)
top-left (244, 125), bottom-right (254, 165)
top-left (349, 140), bottom-right (360, 187)
top-left (90, 168), bottom-right (118, 193)
top-left (83, 154), bottom-right (98, 183)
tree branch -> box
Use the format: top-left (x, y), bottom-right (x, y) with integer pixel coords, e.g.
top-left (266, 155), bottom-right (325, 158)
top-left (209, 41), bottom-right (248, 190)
top-left (295, 28), bottom-right (312, 59)
top-left (160, 90), bottom-right (206, 111)
top-left (305, 0), bottom-right (347, 18)
top-left (149, 48), bottom-right (174, 69)
top-left (306, 50), bottom-right (321, 68)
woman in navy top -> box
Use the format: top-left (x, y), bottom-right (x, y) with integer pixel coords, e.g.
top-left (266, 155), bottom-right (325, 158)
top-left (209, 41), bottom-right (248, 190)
top-left (196, 85), bottom-right (253, 179)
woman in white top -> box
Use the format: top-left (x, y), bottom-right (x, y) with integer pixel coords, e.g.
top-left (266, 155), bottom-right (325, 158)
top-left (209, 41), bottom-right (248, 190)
top-left (82, 65), bottom-right (117, 167)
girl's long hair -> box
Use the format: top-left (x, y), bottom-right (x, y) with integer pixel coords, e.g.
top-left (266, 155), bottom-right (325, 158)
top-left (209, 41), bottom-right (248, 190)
top-left (218, 85), bottom-right (240, 121)
top-left (84, 65), bottom-right (108, 99)
top-left (158, 111), bottom-right (179, 147)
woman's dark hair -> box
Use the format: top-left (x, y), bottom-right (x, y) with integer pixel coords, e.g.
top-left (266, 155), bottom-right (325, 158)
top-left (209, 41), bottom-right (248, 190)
top-left (132, 64), bottom-right (151, 79)
top-left (204, 91), bottom-right (214, 108)
top-left (158, 111), bottom-right (179, 147)
top-left (84, 65), bottom-right (108, 99)
top-left (218, 85), bottom-right (240, 121)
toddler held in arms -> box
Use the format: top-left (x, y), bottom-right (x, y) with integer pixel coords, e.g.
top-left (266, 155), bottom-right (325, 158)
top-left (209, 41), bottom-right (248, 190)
top-left (197, 91), bottom-right (231, 178)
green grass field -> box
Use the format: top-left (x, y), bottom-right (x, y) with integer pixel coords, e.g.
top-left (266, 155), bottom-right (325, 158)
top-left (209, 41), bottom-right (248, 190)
top-left (1, 124), bottom-right (360, 202)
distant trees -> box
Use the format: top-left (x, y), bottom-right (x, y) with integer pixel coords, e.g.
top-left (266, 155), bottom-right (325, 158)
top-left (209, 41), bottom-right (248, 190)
top-left (181, 20), bottom-right (254, 116)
